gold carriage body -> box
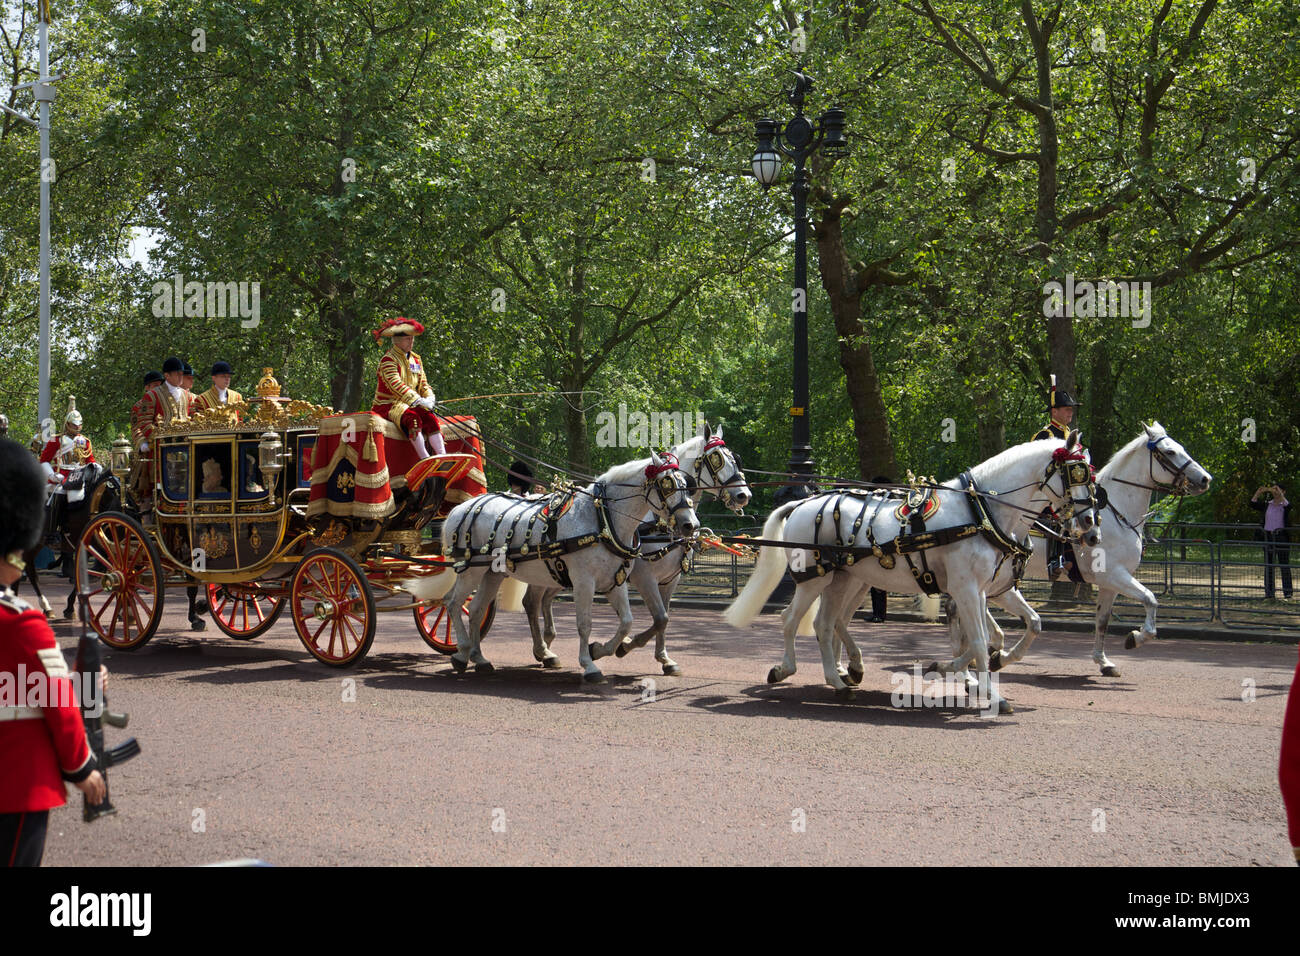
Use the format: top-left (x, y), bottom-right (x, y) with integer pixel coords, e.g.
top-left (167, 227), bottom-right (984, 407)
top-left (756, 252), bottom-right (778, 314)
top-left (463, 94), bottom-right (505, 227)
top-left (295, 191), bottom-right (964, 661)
top-left (76, 376), bottom-right (493, 666)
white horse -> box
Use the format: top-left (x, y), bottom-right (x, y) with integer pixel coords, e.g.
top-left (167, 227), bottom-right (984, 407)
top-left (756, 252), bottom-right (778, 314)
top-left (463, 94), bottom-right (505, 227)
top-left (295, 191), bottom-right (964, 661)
top-left (725, 433), bottom-right (1099, 715)
top-left (440, 452), bottom-right (698, 682)
top-left (520, 424), bottom-right (752, 676)
top-left (946, 422), bottom-right (1211, 677)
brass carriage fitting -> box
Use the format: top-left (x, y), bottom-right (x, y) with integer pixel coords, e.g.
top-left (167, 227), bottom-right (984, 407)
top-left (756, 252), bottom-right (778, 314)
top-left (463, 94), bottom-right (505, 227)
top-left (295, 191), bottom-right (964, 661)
top-left (110, 434), bottom-right (132, 475)
top-left (257, 431), bottom-right (284, 504)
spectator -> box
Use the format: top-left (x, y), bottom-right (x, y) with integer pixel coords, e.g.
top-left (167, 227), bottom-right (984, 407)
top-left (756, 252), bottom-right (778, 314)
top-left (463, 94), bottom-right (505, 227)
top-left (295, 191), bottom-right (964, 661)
top-left (1251, 483), bottom-right (1292, 600)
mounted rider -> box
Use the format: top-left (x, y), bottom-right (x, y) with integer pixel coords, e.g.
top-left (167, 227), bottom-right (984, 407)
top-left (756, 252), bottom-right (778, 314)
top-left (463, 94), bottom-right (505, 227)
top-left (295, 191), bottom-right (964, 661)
top-left (38, 397), bottom-right (95, 545)
top-left (1033, 375), bottom-right (1086, 579)
top-left (371, 317), bottom-right (445, 460)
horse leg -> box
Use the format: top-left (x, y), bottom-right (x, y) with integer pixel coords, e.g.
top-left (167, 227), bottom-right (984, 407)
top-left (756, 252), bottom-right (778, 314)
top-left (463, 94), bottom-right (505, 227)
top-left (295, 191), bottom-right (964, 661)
top-left (769, 575), bottom-right (830, 685)
top-left (651, 579), bottom-right (681, 676)
top-left (447, 571), bottom-right (487, 672)
top-left (621, 560), bottom-right (668, 653)
top-left (522, 585), bottom-right (560, 668)
top-left (989, 589), bottom-right (1042, 670)
top-left (542, 588), bottom-right (559, 648)
top-left (1113, 569), bottom-right (1159, 653)
top-left (23, 560), bottom-right (53, 617)
top-left (591, 583), bottom-right (635, 661)
top-left (950, 586), bottom-right (1009, 717)
top-left (1093, 586), bottom-right (1122, 676)
top-left (833, 579), bottom-right (866, 686)
top-left (813, 576), bottom-right (853, 697)
top-left (572, 577), bottom-right (603, 682)
top-left (186, 585), bottom-right (206, 631)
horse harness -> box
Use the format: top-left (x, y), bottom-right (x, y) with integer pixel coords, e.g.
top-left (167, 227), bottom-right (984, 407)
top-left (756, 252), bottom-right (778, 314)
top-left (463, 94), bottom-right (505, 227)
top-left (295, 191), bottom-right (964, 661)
top-left (447, 465), bottom-right (692, 591)
top-left (785, 474), bottom-right (1031, 595)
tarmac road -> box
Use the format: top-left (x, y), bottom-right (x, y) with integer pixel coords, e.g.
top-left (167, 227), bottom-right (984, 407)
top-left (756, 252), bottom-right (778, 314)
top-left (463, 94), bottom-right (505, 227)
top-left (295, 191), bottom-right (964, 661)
top-left (30, 580), bottom-right (1296, 866)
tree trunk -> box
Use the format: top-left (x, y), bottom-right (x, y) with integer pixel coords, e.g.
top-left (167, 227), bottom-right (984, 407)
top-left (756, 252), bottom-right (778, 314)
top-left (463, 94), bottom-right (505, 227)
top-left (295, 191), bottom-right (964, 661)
top-left (976, 388), bottom-right (1005, 459)
top-left (814, 212), bottom-right (898, 480)
top-left (563, 231), bottom-right (591, 472)
top-left (324, 287), bottom-right (364, 412)
top-left (1088, 338), bottom-right (1116, 464)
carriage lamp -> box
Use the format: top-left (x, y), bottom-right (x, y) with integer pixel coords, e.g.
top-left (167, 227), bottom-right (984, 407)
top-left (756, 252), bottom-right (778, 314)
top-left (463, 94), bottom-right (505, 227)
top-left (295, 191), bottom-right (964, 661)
top-left (258, 431), bottom-right (284, 502)
top-left (110, 434), bottom-right (132, 475)
top-left (749, 69), bottom-right (850, 506)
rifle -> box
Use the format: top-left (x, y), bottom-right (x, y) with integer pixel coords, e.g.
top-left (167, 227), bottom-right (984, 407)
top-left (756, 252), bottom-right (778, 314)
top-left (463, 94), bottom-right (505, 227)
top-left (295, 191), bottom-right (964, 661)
top-left (74, 545), bottom-right (140, 821)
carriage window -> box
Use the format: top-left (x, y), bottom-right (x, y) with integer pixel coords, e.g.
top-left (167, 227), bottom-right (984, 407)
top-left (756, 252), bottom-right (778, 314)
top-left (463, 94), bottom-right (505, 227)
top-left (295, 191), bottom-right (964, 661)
top-left (296, 436), bottom-right (317, 488)
top-left (238, 441), bottom-right (269, 500)
top-left (195, 442), bottom-right (233, 500)
top-left (161, 445), bottom-right (189, 501)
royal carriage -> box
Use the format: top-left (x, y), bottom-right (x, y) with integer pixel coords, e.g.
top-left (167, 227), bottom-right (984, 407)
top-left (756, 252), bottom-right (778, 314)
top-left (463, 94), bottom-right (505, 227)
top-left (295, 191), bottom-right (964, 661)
top-left (76, 370), bottom-right (495, 666)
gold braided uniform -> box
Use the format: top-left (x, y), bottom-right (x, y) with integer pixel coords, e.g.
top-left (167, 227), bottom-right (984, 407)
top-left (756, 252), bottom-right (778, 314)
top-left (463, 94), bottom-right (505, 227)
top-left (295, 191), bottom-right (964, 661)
top-left (371, 346), bottom-right (435, 434)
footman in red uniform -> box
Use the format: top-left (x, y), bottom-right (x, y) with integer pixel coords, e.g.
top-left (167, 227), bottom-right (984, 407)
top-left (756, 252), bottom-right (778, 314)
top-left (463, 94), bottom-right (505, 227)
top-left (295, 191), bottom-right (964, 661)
top-left (371, 317), bottom-right (445, 459)
top-left (0, 437), bottom-right (105, 866)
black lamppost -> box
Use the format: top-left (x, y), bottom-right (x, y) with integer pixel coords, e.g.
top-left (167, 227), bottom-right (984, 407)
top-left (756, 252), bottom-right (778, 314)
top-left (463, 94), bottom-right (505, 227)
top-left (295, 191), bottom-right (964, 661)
top-left (751, 70), bottom-right (847, 504)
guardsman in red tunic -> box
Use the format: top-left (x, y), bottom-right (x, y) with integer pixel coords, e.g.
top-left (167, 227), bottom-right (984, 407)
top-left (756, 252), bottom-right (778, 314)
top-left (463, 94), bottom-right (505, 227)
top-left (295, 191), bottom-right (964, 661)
top-left (0, 438), bottom-right (105, 865)
top-left (371, 317), bottom-right (445, 459)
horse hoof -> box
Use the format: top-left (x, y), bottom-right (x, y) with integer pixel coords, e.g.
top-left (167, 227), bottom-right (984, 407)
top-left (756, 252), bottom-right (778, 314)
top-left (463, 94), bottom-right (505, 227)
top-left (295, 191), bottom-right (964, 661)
top-left (190, 617), bottom-right (206, 632)
top-left (998, 698), bottom-right (1014, 715)
top-left (62, 609), bottom-right (75, 621)
top-left (767, 667), bottom-right (783, 684)
top-left (846, 666), bottom-right (864, 686)
top-left (475, 661), bottom-right (495, 674)
top-left (194, 599), bottom-right (210, 615)
top-left (1124, 633), bottom-right (1138, 650)
top-left (542, 657), bottom-right (561, 670)
top-left (924, 662), bottom-right (942, 678)
top-left (989, 650), bottom-right (1003, 672)
top-left (583, 671), bottom-right (605, 684)
top-left (1101, 665), bottom-right (1121, 677)
top-left (662, 663), bottom-right (682, 677)
top-left (615, 643), bottom-right (630, 658)
top-left (834, 686), bottom-right (855, 702)
top-left (450, 656), bottom-right (468, 674)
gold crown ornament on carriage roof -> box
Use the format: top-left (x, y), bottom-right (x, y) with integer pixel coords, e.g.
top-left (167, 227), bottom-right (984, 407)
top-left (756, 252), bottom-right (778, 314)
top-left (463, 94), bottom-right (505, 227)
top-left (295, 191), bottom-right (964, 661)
top-left (256, 368), bottom-right (281, 398)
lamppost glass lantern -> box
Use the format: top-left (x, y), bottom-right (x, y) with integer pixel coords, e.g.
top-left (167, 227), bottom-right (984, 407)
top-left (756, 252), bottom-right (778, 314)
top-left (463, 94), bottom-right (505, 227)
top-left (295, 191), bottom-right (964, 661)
top-left (751, 118), bottom-right (782, 186)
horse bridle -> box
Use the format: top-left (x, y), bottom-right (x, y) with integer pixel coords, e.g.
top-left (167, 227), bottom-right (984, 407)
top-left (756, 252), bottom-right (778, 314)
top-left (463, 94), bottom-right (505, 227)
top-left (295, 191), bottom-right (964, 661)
top-left (1039, 451), bottom-right (1101, 542)
top-left (693, 437), bottom-right (749, 511)
top-left (643, 461), bottom-right (695, 533)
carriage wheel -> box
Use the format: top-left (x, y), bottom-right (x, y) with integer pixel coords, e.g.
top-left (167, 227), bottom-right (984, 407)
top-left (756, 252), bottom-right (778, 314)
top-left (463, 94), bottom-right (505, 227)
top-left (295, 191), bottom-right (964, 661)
top-left (207, 582), bottom-right (287, 640)
top-left (414, 596), bottom-right (496, 655)
top-left (76, 512), bottom-right (165, 651)
top-left (290, 548), bottom-right (376, 667)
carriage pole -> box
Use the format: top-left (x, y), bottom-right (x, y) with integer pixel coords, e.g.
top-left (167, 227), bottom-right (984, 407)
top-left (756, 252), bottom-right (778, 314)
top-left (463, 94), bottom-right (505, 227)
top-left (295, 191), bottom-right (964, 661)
top-left (751, 70), bottom-right (848, 505)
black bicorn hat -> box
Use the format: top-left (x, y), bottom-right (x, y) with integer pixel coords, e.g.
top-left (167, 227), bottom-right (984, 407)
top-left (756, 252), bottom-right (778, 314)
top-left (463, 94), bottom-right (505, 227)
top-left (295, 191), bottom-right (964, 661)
top-left (0, 438), bottom-right (48, 556)
top-left (211, 361), bottom-right (233, 376)
top-left (1052, 388), bottom-right (1083, 409)
top-left (506, 460), bottom-right (535, 491)
top-left (143, 370), bottom-right (163, 386)
top-left (162, 356), bottom-right (183, 374)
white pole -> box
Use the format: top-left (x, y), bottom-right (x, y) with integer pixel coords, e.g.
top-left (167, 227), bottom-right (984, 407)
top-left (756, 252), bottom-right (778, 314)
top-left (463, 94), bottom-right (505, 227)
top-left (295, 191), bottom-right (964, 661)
top-left (37, 10), bottom-right (51, 427)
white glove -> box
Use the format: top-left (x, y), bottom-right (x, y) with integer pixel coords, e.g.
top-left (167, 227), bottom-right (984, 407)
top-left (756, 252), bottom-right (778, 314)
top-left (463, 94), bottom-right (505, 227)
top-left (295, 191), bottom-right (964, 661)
top-left (139, 440), bottom-right (149, 452)
top-left (415, 395), bottom-right (435, 411)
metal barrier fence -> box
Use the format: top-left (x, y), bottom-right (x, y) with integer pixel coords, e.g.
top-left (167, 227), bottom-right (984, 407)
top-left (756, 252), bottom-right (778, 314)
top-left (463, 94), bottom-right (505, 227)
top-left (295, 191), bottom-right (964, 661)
top-left (677, 513), bottom-right (1298, 631)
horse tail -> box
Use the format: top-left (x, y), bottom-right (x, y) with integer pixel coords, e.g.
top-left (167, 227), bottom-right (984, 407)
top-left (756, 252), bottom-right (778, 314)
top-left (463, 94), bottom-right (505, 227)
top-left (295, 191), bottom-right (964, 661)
top-left (725, 500), bottom-right (801, 628)
top-left (497, 578), bottom-right (527, 613)
top-left (404, 570), bottom-right (458, 604)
